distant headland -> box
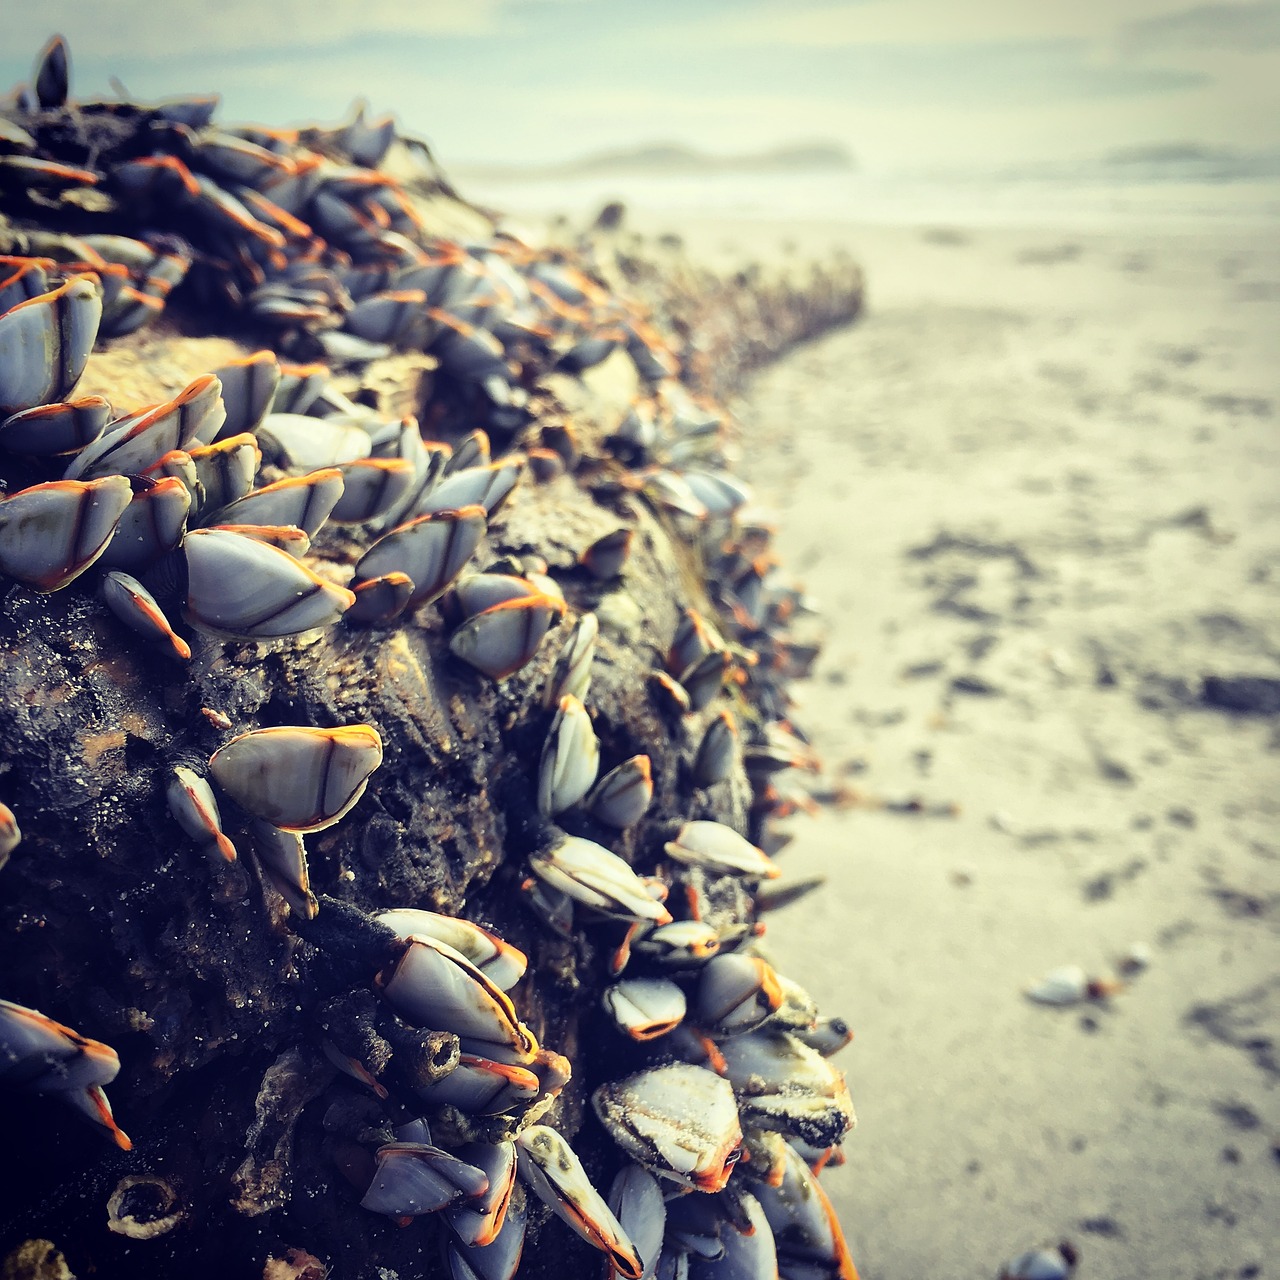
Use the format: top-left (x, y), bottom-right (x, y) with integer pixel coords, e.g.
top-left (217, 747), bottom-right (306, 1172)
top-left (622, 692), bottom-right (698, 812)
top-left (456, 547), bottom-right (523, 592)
top-left (454, 141), bottom-right (856, 182)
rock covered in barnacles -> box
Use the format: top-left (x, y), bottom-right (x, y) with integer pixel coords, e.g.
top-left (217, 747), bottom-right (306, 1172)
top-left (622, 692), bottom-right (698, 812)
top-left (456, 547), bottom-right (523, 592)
top-left (0, 28), bottom-right (865, 1280)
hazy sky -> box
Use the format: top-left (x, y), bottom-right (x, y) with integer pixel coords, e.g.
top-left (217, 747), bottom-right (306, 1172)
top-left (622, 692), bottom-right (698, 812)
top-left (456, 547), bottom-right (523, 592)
top-left (4, 0), bottom-right (1279, 171)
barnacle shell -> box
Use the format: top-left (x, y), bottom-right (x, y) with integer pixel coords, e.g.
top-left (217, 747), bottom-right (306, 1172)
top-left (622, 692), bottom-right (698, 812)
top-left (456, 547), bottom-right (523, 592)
top-left (208, 724), bottom-right (382, 832)
top-left (593, 1063), bottom-right (743, 1193)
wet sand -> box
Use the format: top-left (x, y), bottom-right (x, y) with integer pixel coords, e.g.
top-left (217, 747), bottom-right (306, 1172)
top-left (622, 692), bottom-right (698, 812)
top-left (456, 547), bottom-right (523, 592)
top-left (708, 218), bottom-right (1280, 1277)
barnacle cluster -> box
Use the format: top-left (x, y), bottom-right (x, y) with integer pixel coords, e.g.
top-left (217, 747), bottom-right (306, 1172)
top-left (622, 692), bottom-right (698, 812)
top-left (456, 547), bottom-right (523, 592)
top-left (1, 35), bottom-right (864, 1280)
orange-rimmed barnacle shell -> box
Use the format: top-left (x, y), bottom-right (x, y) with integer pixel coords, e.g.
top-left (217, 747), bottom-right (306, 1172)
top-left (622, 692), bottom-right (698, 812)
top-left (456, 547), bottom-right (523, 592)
top-left (208, 724), bottom-right (382, 832)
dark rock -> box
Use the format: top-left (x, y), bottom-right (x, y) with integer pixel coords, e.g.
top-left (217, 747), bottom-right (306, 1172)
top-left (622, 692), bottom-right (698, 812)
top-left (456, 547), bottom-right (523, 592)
top-left (1201, 675), bottom-right (1280, 715)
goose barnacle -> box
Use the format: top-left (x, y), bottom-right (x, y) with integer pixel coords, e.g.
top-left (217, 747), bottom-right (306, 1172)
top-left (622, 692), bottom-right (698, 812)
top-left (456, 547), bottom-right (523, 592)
top-left (0, 998), bottom-right (131, 1150)
top-left (602, 976), bottom-right (687, 1042)
top-left (0, 394), bottom-right (110, 457)
top-left (449, 591), bottom-right (566, 681)
top-left (208, 723), bottom-right (382, 832)
top-left (694, 954), bottom-right (784, 1038)
top-left (64, 374), bottom-right (225, 479)
top-left (102, 570), bottom-right (191, 660)
top-left (692, 709), bottom-right (738, 787)
top-left (445, 1140), bottom-right (517, 1247)
top-left (515, 1125), bottom-right (643, 1279)
top-left (0, 274), bottom-right (101, 417)
top-left (354, 503), bottom-right (487, 609)
top-left (538, 694), bottom-right (599, 817)
top-left (0, 475), bottom-right (132, 591)
top-left (377, 935), bottom-right (537, 1062)
top-left (360, 1141), bottom-right (490, 1219)
top-left (664, 821), bottom-right (781, 882)
top-left (98, 475), bottom-right (191, 572)
top-left (580, 527), bottom-right (634, 581)
top-left (183, 527), bottom-right (355, 637)
top-left (0, 803), bottom-right (21, 868)
top-left (592, 1063), bottom-right (743, 1194)
top-left (541, 610), bottom-right (597, 707)
top-left (205, 468), bottom-right (345, 538)
top-left (375, 909), bottom-right (527, 991)
top-left (165, 765), bottom-right (237, 862)
top-left (587, 754), bottom-right (653, 829)
top-left (528, 833), bottom-right (672, 926)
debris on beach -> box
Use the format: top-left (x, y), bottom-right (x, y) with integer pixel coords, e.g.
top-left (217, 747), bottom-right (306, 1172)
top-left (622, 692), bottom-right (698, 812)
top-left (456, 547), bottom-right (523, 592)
top-left (998, 1241), bottom-right (1079, 1280)
top-left (0, 33), bottom-right (865, 1280)
top-left (1026, 965), bottom-right (1124, 1007)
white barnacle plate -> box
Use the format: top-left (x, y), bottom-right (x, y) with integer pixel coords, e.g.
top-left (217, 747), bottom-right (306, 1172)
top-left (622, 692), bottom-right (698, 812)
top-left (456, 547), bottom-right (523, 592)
top-left (0, 275), bottom-right (102, 417)
top-left (679, 650), bottom-right (731, 713)
top-left (0, 475), bottom-right (132, 591)
top-left (717, 1031), bottom-right (855, 1150)
top-left (354, 503), bottom-right (487, 609)
top-left (451, 573), bottom-right (541, 619)
top-left (1025, 965), bottom-right (1089, 1007)
top-left (0, 395), bottom-right (111, 457)
top-left (329, 456), bottom-right (416, 523)
top-left (542, 610), bottom-right (597, 708)
top-left (529, 834), bottom-right (672, 926)
top-left (65, 374), bottom-right (226, 479)
top-left (417, 457), bottom-right (524, 518)
top-left (607, 1164), bottom-right (666, 1280)
top-left (255, 412), bottom-right (371, 471)
top-left (360, 1141), bottom-right (489, 1218)
top-left (207, 469), bottom-right (344, 538)
top-left (378, 935), bottom-right (536, 1062)
top-left (375, 908), bottom-right (527, 990)
top-left (248, 819), bottom-right (317, 919)
top-left (694, 954), bottom-right (784, 1038)
top-left (602, 977), bottom-right (686, 1042)
top-left (98, 476), bottom-right (191, 572)
top-left (692, 710), bottom-right (738, 787)
top-left (414, 1053), bottom-right (540, 1115)
top-left (686, 1191), bottom-right (777, 1280)
top-left (346, 571), bottom-right (414, 625)
top-left (999, 1247), bottom-right (1076, 1280)
top-left (664, 821), bottom-right (781, 882)
top-left (633, 920), bottom-right (721, 967)
top-left (592, 1062), bottom-right (742, 1193)
top-left (0, 998), bottom-right (131, 1150)
top-left (187, 432), bottom-right (261, 514)
top-left (587, 754), bottom-right (653, 829)
top-left (183, 528), bottom-right (355, 637)
top-left (515, 1125), bottom-right (643, 1279)
top-left (447, 1186), bottom-right (527, 1280)
top-left (449, 592), bottom-right (566, 681)
top-left (445, 1141), bottom-right (517, 1247)
top-left (580, 527), bottom-right (634, 580)
top-left (165, 765), bottom-right (236, 862)
top-left (212, 349), bottom-right (279, 437)
top-left (102, 571), bottom-right (190, 661)
top-left (538, 695), bottom-right (599, 817)
top-left (208, 723), bottom-right (382, 832)
top-left (793, 1015), bottom-right (854, 1058)
top-left (752, 1140), bottom-right (859, 1279)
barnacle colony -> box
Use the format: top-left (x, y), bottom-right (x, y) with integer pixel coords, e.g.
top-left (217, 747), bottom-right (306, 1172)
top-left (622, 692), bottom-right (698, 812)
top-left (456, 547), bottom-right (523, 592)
top-left (1, 33), bottom-right (864, 1280)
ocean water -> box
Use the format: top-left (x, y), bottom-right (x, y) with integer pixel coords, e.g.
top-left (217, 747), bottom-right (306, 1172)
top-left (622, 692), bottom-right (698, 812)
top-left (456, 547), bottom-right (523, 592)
top-left (459, 165), bottom-right (1280, 231)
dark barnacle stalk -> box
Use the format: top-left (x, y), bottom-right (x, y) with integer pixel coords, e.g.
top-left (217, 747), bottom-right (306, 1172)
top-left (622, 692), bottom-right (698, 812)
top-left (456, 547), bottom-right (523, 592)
top-left (1, 33), bottom-right (864, 1280)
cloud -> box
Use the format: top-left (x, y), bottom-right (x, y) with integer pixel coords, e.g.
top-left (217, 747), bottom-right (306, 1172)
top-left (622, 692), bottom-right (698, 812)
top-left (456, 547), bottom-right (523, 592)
top-left (4, 0), bottom-right (573, 62)
top-left (1119, 0), bottom-right (1280, 52)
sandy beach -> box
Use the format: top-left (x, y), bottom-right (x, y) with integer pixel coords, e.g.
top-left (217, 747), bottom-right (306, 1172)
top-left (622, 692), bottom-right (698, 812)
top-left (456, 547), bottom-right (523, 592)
top-left (669, 215), bottom-right (1280, 1277)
